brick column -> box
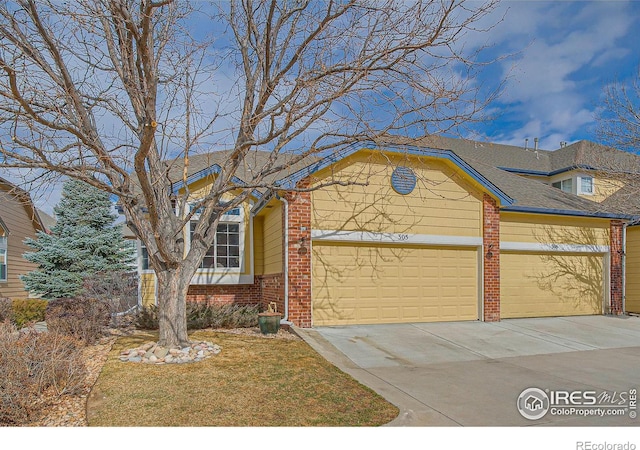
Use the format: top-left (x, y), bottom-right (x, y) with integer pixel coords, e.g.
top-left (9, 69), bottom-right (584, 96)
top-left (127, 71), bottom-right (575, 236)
top-left (610, 220), bottom-right (624, 315)
top-left (285, 184), bottom-right (312, 327)
top-left (483, 194), bottom-right (500, 321)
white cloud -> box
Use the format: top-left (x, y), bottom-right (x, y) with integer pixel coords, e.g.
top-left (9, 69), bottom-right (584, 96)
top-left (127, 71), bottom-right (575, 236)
top-left (479, 0), bottom-right (639, 148)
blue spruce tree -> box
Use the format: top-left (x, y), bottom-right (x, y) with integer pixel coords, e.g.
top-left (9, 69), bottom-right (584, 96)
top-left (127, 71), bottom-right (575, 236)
top-left (22, 179), bottom-right (133, 299)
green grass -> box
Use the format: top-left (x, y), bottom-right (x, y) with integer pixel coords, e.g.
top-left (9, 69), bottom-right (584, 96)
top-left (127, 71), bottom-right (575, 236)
top-left (87, 330), bottom-right (399, 426)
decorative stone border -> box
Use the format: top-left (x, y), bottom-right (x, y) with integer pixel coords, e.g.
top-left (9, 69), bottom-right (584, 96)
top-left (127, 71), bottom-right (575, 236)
top-left (119, 340), bottom-right (221, 364)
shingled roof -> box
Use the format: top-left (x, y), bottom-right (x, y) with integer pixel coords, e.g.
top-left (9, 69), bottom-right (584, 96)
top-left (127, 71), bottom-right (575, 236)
top-left (163, 135), bottom-right (636, 219)
top-left (164, 150), bottom-right (316, 191)
top-left (375, 135), bottom-right (634, 218)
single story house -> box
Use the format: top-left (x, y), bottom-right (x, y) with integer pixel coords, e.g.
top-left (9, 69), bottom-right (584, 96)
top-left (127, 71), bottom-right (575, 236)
top-left (0, 177), bottom-right (48, 299)
top-left (135, 136), bottom-right (640, 327)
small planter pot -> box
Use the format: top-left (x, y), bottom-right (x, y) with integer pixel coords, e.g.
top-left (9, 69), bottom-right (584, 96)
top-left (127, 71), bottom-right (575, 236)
top-left (258, 312), bottom-right (282, 335)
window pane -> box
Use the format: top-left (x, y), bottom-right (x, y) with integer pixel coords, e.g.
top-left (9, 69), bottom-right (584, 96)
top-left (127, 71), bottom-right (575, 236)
top-left (141, 244), bottom-right (149, 270)
top-left (560, 179), bottom-right (572, 193)
top-left (191, 220), bottom-right (241, 270)
top-left (581, 177), bottom-right (593, 193)
top-left (202, 255), bottom-right (216, 268)
top-left (0, 248), bottom-right (6, 280)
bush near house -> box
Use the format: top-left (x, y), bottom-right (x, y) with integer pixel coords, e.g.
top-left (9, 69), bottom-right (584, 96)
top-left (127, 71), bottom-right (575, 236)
top-left (45, 297), bottom-right (110, 345)
top-left (81, 271), bottom-right (139, 328)
top-left (0, 297), bottom-right (13, 323)
top-left (0, 298), bottom-right (48, 328)
top-left (0, 321), bottom-right (86, 425)
top-left (135, 303), bottom-right (261, 330)
top-left (11, 299), bottom-right (48, 328)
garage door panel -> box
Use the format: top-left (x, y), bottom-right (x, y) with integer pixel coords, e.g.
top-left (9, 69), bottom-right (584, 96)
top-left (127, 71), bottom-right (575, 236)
top-left (501, 252), bottom-right (603, 319)
top-left (312, 243), bottom-right (478, 326)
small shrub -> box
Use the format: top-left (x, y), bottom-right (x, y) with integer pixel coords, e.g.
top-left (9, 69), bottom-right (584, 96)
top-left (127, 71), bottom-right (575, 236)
top-left (81, 271), bottom-right (139, 328)
top-left (186, 302), bottom-right (214, 330)
top-left (0, 322), bottom-right (86, 425)
top-left (11, 299), bottom-right (48, 328)
top-left (135, 305), bottom-right (159, 330)
top-left (45, 297), bottom-right (110, 344)
top-left (210, 304), bottom-right (260, 329)
top-left (0, 297), bottom-right (13, 323)
top-left (134, 303), bottom-right (260, 330)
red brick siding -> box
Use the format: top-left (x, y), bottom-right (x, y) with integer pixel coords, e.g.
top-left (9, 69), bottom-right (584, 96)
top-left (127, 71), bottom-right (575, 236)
top-left (483, 194), bottom-right (500, 321)
top-left (610, 220), bottom-right (624, 315)
top-left (261, 273), bottom-right (285, 315)
top-left (187, 281), bottom-right (261, 306)
top-left (285, 184), bottom-right (312, 328)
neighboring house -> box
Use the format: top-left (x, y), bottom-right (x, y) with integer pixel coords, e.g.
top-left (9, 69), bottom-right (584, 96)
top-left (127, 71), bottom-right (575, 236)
top-left (0, 177), bottom-right (47, 299)
top-left (134, 136), bottom-right (640, 327)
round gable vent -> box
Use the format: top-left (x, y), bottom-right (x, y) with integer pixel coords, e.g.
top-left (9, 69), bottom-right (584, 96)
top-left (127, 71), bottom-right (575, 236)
top-left (391, 166), bottom-right (417, 195)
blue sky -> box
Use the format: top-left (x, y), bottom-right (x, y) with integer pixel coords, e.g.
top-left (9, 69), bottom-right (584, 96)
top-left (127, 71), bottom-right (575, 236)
top-left (470, 0), bottom-right (640, 150)
top-left (10, 0), bottom-right (640, 215)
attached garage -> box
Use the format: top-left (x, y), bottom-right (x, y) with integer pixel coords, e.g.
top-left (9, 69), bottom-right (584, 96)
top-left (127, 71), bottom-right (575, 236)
top-left (500, 251), bottom-right (605, 318)
top-left (625, 225), bottom-right (640, 314)
top-left (312, 242), bottom-right (479, 326)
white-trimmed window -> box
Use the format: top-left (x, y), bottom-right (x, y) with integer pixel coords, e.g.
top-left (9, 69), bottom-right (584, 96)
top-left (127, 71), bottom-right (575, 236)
top-left (579, 176), bottom-right (594, 195)
top-left (0, 233), bottom-right (6, 282)
top-left (188, 203), bottom-right (243, 271)
top-left (552, 178), bottom-right (573, 194)
top-left (139, 241), bottom-right (150, 271)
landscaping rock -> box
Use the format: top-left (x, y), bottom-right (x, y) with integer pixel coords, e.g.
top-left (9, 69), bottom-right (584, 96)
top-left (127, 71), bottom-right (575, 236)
top-left (120, 341), bottom-right (221, 364)
top-left (154, 347), bottom-right (169, 359)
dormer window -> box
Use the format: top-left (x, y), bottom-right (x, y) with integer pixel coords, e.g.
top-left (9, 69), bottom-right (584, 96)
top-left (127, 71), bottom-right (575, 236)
top-left (579, 176), bottom-right (593, 195)
top-left (552, 178), bottom-right (572, 194)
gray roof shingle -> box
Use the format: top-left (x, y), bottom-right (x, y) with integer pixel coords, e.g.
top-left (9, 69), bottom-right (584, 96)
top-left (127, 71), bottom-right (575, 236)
top-left (159, 135), bottom-right (636, 219)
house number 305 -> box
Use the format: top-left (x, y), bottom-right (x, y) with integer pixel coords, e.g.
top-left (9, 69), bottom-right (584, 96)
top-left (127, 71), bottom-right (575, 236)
top-left (396, 234), bottom-right (409, 241)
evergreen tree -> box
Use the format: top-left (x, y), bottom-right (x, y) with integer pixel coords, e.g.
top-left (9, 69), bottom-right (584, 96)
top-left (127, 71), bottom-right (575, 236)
top-left (22, 179), bottom-right (134, 299)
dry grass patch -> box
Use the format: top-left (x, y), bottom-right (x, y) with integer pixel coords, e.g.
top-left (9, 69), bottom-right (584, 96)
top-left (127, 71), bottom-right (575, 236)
top-left (87, 330), bottom-right (399, 426)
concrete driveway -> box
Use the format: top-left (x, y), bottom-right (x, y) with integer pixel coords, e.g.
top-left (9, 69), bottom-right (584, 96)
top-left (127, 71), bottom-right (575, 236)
top-left (295, 315), bottom-right (640, 426)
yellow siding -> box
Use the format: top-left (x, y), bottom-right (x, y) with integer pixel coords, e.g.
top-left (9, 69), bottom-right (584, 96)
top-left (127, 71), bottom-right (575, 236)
top-left (311, 152), bottom-right (483, 237)
top-left (584, 175), bottom-right (625, 203)
top-left (625, 226), bottom-right (640, 314)
top-left (313, 243), bottom-right (478, 326)
top-left (501, 252), bottom-right (604, 318)
top-left (253, 217), bottom-right (264, 275)
top-left (181, 175), bottom-right (216, 200)
top-left (140, 273), bottom-right (157, 307)
top-left (262, 201), bottom-right (283, 274)
top-left (0, 190), bottom-right (40, 299)
top-left (500, 212), bottom-right (610, 246)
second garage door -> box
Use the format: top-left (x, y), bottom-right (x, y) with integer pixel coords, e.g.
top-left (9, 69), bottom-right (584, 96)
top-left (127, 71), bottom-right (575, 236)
top-left (312, 243), bottom-right (479, 326)
top-left (500, 251), bottom-right (604, 318)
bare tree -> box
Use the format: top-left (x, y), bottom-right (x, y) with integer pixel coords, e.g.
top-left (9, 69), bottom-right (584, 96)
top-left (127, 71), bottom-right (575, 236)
top-left (598, 69), bottom-right (640, 154)
top-left (0, 0), bottom-right (501, 347)
top-left (577, 69), bottom-right (640, 215)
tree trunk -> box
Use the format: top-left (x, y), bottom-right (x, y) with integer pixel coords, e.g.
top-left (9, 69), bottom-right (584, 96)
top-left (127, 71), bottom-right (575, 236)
top-left (155, 267), bottom-right (192, 348)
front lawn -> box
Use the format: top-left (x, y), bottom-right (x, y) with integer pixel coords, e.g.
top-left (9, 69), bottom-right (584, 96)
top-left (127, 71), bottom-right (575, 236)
top-left (87, 330), bottom-right (399, 426)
